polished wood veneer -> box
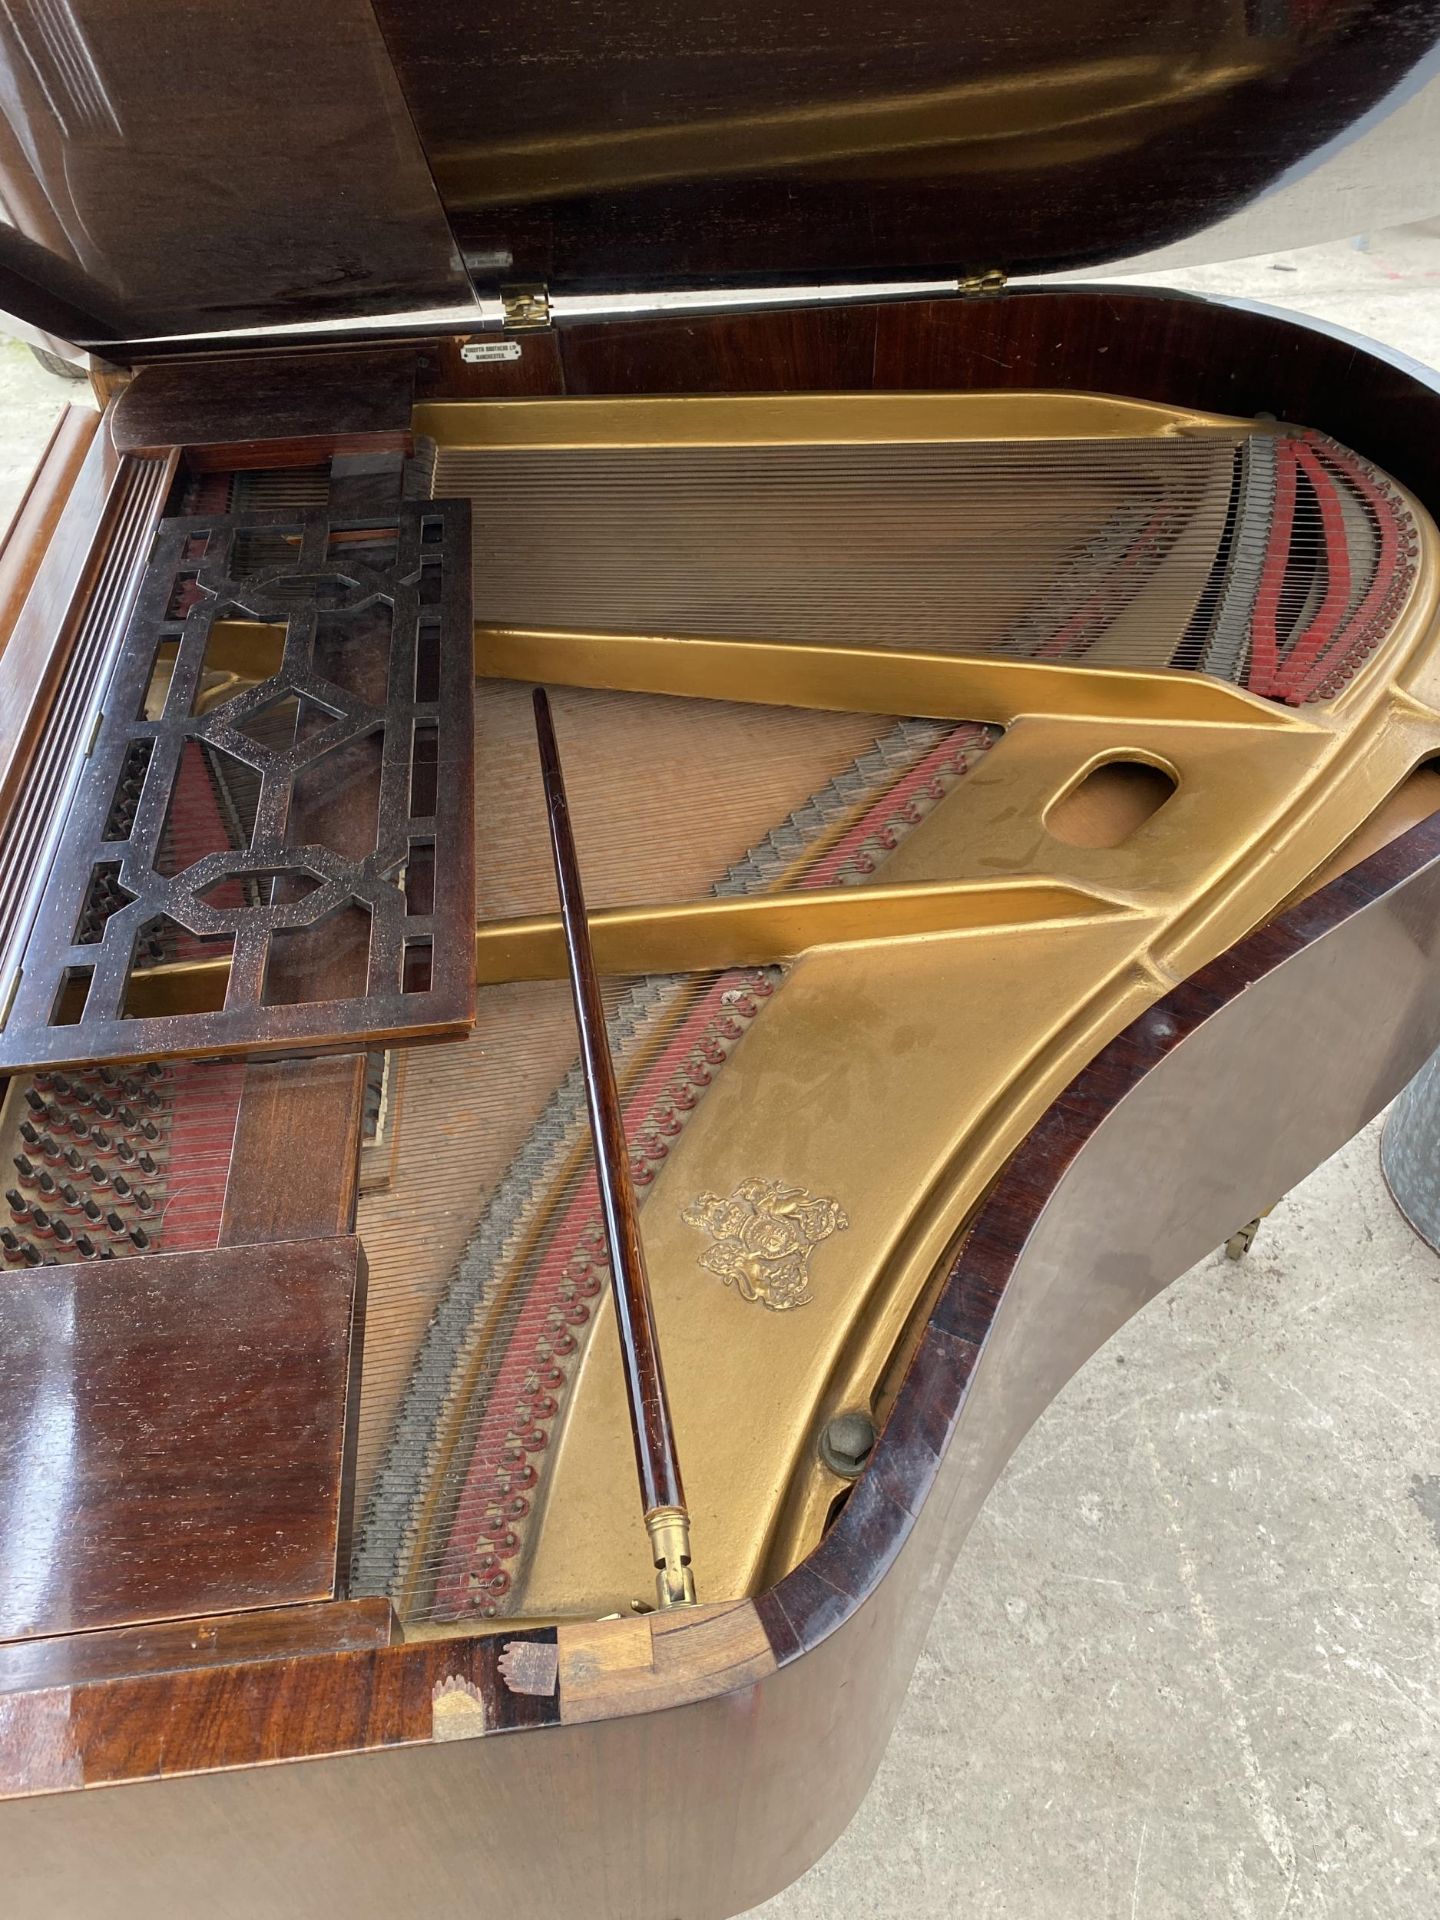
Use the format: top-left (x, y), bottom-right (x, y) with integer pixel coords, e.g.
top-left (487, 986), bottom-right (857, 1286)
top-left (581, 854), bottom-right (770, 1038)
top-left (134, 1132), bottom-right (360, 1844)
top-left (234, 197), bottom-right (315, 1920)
top-left (0, 1237), bottom-right (365, 1640)
top-left (0, 407), bottom-right (99, 650)
top-left (110, 349), bottom-right (418, 467)
top-left (0, 1598), bottom-right (395, 1695)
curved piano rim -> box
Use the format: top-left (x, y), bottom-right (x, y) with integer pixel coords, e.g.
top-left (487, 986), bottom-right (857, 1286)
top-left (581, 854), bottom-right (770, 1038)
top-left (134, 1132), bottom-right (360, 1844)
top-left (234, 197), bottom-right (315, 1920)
top-left (10, 284), bottom-right (1440, 1920)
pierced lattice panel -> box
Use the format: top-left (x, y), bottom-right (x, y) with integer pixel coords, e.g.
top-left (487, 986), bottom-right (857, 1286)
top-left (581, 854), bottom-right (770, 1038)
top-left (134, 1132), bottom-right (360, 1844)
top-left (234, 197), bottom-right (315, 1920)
top-left (0, 502), bottom-right (474, 1069)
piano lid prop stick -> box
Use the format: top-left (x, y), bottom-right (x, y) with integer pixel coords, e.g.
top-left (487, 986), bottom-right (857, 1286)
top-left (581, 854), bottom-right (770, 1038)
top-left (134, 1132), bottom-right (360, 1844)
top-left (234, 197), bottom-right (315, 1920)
top-left (533, 687), bottom-right (698, 1609)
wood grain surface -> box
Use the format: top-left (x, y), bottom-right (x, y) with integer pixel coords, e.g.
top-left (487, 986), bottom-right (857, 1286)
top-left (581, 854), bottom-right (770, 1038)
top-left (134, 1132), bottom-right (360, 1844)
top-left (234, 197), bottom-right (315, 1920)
top-left (110, 349), bottom-right (418, 465)
top-left (0, 1598), bottom-right (395, 1695)
top-left (0, 407), bottom-right (99, 650)
top-left (0, 1237), bottom-right (364, 1639)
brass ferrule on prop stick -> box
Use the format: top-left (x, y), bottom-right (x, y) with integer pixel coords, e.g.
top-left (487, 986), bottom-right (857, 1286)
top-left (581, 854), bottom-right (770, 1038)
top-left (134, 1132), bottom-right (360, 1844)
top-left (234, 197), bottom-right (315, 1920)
top-left (646, 1505), bottom-right (698, 1610)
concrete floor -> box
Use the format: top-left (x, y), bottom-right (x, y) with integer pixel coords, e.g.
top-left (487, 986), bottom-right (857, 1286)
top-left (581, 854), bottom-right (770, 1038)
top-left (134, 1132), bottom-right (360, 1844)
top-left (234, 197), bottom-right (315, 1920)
top-left (753, 229), bottom-right (1440, 1920)
top-left (0, 230), bottom-right (1437, 1918)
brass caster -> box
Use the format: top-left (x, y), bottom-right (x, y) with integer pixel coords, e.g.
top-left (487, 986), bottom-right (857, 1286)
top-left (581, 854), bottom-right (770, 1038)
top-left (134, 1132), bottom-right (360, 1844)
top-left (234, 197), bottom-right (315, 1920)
top-left (1225, 1217), bottom-right (1263, 1261)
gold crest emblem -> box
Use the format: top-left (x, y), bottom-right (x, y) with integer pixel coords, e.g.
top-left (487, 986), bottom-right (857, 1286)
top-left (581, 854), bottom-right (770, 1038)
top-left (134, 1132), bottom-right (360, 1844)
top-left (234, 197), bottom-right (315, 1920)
top-left (681, 1178), bottom-right (849, 1311)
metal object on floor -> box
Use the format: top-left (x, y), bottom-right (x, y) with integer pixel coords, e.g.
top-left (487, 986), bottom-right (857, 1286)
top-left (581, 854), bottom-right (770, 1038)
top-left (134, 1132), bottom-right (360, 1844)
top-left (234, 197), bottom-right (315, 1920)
top-left (1381, 1047), bottom-right (1440, 1250)
top-left (1225, 1217), bottom-right (1264, 1261)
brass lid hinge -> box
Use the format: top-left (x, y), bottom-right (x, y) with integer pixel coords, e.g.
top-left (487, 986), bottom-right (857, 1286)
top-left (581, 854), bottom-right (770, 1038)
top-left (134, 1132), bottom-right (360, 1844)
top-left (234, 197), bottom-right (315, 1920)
top-left (959, 268), bottom-right (1007, 296)
top-left (501, 282), bottom-right (552, 332)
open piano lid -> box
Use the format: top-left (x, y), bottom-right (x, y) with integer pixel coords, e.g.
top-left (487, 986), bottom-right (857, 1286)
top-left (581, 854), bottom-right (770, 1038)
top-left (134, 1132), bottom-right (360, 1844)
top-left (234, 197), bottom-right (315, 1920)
top-left (0, 0), bottom-right (1436, 351)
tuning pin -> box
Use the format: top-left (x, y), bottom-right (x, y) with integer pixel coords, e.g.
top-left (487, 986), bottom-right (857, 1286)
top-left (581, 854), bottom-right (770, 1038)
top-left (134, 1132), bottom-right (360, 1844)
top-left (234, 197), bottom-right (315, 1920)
top-left (92, 1096), bottom-right (114, 1121)
top-left (18, 1120), bottom-right (41, 1150)
top-left (137, 1151), bottom-right (158, 1176)
top-left (138, 1119), bottom-right (161, 1143)
top-left (58, 1182), bottom-right (81, 1211)
top-left (133, 1189), bottom-right (154, 1215)
top-left (37, 1133), bottom-right (60, 1162)
top-left (112, 1174), bottom-right (133, 1202)
top-left (11, 1154), bottom-right (34, 1183)
top-left (63, 1146), bottom-right (85, 1174)
top-left (89, 1127), bottom-right (114, 1158)
top-left (115, 1139), bottom-right (136, 1166)
top-left (97, 1245), bottom-right (114, 1260)
top-left (128, 1226), bottom-right (151, 1251)
top-left (51, 1217), bottom-right (73, 1246)
top-left (96, 1066), bottom-right (118, 1089)
top-left (105, 1209), bottom-right (125, 1235)
top-left (115, 1105), bottom-right (139, 1132)
top-left (67, 1113), bottom-right (90, 1140)
top-left (23, 1088), bottom-right (46, 1115)
top-left (29, 1207), bottom-right (51, 1238)
top-left (0, 1227), bottom-right (22, 1260)
top-left (74, 1234), bottom-right (97, 1260)
top-left (81, 1198), bottom-right (103, 1225)
top-left (20, 1243), bottom-right (40, 1267)
top-left (33, 1170), bottom-right (57, 1199)
top-left (6, 1190), bottom-right (29, 1223)
top-left (87, 1161), bottom-right (111, 1192)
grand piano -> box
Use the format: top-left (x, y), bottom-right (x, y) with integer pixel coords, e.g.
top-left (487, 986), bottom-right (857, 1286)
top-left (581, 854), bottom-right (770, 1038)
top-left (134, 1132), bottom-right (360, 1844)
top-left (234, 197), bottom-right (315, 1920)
top-left (0, 5), bottom-right (1439, 1915)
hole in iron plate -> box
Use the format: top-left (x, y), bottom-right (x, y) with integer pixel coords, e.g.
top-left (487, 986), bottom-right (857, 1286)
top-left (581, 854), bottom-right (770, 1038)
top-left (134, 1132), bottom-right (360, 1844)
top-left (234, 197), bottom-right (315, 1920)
top-left (1045, 759), bottom-right (1176, 850)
